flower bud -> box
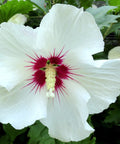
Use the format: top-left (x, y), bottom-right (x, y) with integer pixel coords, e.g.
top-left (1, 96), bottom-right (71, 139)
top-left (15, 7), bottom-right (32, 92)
top-left (108, 46), bottom-right (120, 59)
top-left (92, 4), bottom-right (97, 9)
top-left (8, 13), bottom-right (27, 25)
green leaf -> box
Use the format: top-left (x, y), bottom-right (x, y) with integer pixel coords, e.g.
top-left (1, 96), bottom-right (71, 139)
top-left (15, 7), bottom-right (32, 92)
top-left (0, 0), bottom-right (34, 23)
top-left (3, 124), bottom-right (27, 142)
top-left (93, 52), bottom-right (107, 60)
top-left (76, 135), bottom-right (96, 144)
top-left (0, 135), bottom-right (11, 144)
top-left (104, 108), bottom-right (120, 124)
top-left (108, 0), bottom-right (120, 6)
top-left (28, 121), bottom-right (55, 144)
top-left (28, 121), bottom-right (95, 144)
top-left (87, 115), bottom-right (94, 128)
top-left (38, 128), bottom-right (55, 144)
top-left (86, 6), bottom-right (120, 29)
top-left (105, 22), bottom-right (120, 36)
top-left (27, 0), bottom-right (47, 13)
top-left (79, 0), bottom-right (94, 9)
top-left (30, 0), bottom-right (46, 8)
top-left (104, 96), bottom-right (120, 125)
top-left (108, 0), bottom-right (120, 14)
top-left (53, 134), bottom-right (96, 144)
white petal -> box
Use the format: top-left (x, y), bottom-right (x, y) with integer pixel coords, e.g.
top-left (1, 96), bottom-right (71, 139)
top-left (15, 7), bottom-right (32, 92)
top-left (41, 80), bottom-right (94, 142)
top-left (93, 60), bottom-right (107, 67)
top-left (0, 23), bottom-right (38, 90)
top-left (0, 22), bottom-right (38, 57)
top-left (0, 83), bottom-right (47, 129)
top-left (36, 4), bottom-right (104, 59)
top-left (0, 57), bottom-right (31, 91)
top-left (78, 60), bottom-right (120, 114)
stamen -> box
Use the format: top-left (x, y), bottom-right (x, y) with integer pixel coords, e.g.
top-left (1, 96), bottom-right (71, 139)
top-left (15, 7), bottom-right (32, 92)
top-left (26, 48), bottom-right (80, 100)
top-left (45, 64), bottom-right (56, 98)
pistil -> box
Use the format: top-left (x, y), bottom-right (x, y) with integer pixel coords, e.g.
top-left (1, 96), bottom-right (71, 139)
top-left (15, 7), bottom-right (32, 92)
top-left (45, 64), bottom-right (56, 98)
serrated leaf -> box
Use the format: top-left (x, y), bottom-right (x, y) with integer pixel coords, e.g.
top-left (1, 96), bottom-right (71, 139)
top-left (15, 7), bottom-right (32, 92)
top-left (3, 124), bottom-right (27, 142)
top-left (106, 23), bottom-right (120, 35)
top-left (0, 0), bottom-right (34, 23)
top-left (86, 6), bottom-right (120, 29)
top-left (27, 0), bottom-right (47, 13)
top-left (28, 121), bottom-right (55, 144)
top-left (30, 0), bottom-right (46, 10)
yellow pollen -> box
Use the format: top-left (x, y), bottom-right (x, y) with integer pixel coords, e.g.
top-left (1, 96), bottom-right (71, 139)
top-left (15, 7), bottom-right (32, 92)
top-left (45, 64), bottom-right (56, 98)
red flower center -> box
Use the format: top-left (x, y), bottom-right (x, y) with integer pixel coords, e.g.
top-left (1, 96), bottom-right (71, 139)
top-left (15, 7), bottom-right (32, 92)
top-left (26, 49), bottom-right (79, 98)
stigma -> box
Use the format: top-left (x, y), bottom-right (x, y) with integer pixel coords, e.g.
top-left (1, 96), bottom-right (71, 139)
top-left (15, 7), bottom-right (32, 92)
top-left (45, 64), bottom-right (56, 98)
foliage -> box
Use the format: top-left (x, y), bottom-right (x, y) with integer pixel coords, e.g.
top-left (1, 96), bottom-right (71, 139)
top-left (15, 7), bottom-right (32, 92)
top-left (3, 124), bottom-right (27, 142)
top-left (28, 121), bottom-right (96, 144)
top-left (25, 9), bottom-right (45, 28)
top-left (104, 96), bottom-right (120, 125)
top-left (0, 121), bottom-right (96, 144)
top-left (79, 0), bottom-right (94, 9)
top-left (108, 0), bottom-right (120, 14)
top-left (87, 6), bottom-right (120, 29)
top-left (27, 0), bottom-right (47, 13)
top-left (102, 22), bottom-right (120, 36)
top-left (108, 0), bottom-right (120, 6)
top-left (87, 6), bottom-right (120, 38)
top-left (0, 0), bottom-right (34, 23)
top-left (28, 121), bottom-right (55, 144)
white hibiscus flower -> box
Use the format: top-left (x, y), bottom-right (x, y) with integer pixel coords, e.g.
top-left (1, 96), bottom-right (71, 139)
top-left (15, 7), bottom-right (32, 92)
top-left (0, 4), bottom-right (120, 142)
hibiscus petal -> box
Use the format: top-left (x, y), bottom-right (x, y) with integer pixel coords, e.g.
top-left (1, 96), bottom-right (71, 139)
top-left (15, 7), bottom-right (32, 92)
top-left (79, 59), bottom-right (120, 114)
top-left (0, 22), bottom-right (37, 56)
top-left (93, 60), bottom-right (107, 67)
top-left (0, 57), bottom-right (31, 91)
top-left (0, 23), bottom-right (38, 90)
top-left (36, 4), bottom-right (104, 59)
top-left (41, 80), bottom-right (94, 142)
top-left (0, 83), bottom-right (47, 129)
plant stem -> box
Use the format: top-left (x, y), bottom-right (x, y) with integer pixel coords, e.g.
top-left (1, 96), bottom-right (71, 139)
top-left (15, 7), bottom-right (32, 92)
top-left (103, 23), bottom-right (113, 39)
